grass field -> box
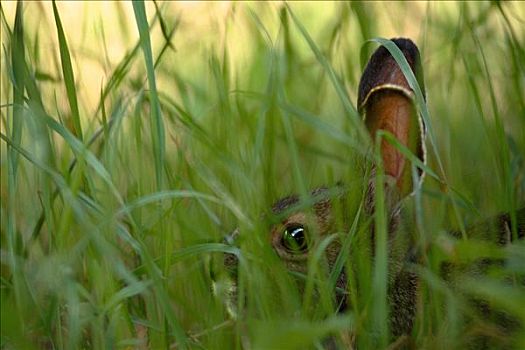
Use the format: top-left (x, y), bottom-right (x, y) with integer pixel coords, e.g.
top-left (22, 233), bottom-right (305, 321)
top-left (1, 2), bottom-right (524, 349)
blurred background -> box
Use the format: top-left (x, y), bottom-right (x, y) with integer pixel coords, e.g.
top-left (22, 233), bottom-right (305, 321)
top-left (2, 0), bottom-right (524, 233)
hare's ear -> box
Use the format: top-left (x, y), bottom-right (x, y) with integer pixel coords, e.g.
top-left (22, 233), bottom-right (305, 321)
top-left (358, 38), bottom-right (426, 198)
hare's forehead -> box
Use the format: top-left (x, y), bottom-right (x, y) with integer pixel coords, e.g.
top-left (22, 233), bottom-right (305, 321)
top-left (271, 187), bottom-right (332, 215)
top-left (272, 194), bottom-right (301, 214)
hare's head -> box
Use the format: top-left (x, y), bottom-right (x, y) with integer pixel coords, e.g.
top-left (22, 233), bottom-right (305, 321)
top-left (223, 38), bottom-right (426, 337)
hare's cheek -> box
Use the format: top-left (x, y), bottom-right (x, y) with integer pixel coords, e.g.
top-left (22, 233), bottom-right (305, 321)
top-left (214, 253), bottom-right (240, 319)
top-left (223, 252), bottom-right (239, 279)
top-left (324, 241), bottom-right (343, 268)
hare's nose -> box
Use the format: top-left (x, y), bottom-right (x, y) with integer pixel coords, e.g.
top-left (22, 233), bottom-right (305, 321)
top-left (223, 228), bottom-right (240, 278)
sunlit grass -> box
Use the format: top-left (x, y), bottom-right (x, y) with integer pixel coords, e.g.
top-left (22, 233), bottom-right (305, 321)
top-left (1, 1), bottom-right (524, 349)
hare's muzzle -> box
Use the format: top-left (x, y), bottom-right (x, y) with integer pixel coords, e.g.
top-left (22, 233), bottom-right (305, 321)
top-left (222, 228), bottom-right (240, 280)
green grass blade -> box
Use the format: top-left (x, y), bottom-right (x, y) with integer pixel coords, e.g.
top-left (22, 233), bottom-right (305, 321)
top-left (280, 101), bottom-right (368, 156)
top-left (371, 132), bottom-right (389, 347)
top-left (132, 1), bottom-right (165, 190)
top-left (285, 4), bottom-right (368, 145)
top-left (134, 243), bottom-right (243, 275)
top-left (39, 112), bottom-right (123, 205)
top-left (103, 280), bottom-right (153, 314)
top-left (9, 0), bottom-right (24, 177)
top-left (469, 26), bottom-right (516, 236)
top-left (252, 314), bottom-right (354, 349)
top-left (6, 0), bottom-right (26, 335)
top-left (380, 130), bottom-right (441, 182)
top-left (329, 203), bottom-right (362, 289)
top-left (52, 0), bottom-right (82, 141)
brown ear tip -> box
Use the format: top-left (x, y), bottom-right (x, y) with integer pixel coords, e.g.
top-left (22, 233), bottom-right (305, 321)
top-left (390, 37), bottom-right (419, 52)
top-left (357, 38), bottom-right (424, 113)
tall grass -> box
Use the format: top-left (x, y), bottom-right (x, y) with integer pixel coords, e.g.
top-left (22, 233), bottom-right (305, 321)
top-left (1, 1), bottom-right (524, 349)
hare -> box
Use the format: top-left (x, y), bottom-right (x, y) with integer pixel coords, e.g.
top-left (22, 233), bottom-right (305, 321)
top-left (268, 37), bottom-right (426, 338)
top-left (222, 38), bottom-right (524, 346)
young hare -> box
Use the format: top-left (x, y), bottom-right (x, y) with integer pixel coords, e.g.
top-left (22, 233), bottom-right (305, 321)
top-left (268, 37), bottom-right (426, 334)
top-left (223, 38), bottom-right (524, 346)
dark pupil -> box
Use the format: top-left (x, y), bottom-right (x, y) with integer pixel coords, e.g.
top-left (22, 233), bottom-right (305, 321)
top-left (283, 224), bottom-right (307, 252)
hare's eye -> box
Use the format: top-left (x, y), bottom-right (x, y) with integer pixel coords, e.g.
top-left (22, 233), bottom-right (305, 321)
top-left (282, 224), bottom-right (308, 252)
